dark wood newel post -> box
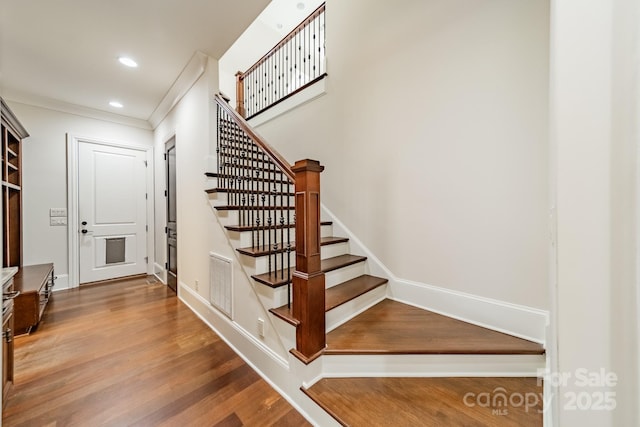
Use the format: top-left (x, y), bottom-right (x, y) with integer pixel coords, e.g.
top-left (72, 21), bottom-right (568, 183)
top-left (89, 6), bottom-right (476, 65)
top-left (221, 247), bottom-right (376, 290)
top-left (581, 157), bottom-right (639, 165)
top-left (235, 71), bottom-right (246, 118)
top-left (291, 159), bottom-right (325, 362)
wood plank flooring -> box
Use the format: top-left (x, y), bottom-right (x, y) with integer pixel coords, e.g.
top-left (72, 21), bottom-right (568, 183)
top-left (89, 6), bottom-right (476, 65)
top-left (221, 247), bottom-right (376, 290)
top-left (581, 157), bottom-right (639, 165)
top-left (325, 299), bottom-right (545, 355)
top-left (304, 377), bottom-right (543, 427)
top-left (2, 276), bottom-right (309, 426)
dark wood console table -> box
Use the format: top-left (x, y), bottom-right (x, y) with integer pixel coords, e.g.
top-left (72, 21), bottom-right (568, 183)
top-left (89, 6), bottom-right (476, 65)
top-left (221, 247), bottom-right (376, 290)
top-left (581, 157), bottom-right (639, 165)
top-left (13, 263), bottom-right (54, 335)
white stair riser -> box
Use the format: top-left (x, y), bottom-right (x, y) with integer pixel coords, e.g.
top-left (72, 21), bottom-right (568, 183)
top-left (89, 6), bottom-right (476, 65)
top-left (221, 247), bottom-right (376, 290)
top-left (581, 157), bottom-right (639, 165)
top-left (211, 208), bottom-right (296, 227)
top-left (326, 284), bottom-right (387, 332)
top-left (254, 280), bottom-right (292, 311)
top-left (248, 253), bottom-right (296, 276)
top-left (270, 313), bottom-right (297, 352)
top-left (208, 192), bottom-right (295, 209)
top-left (320, 242), bottom-right (349, 260)
top-left (227, 223), bottom-right (334, 248)
top-left (325, 262), bottom-right (366, 289)
top-left (321, 354), bottom-right (546, 379)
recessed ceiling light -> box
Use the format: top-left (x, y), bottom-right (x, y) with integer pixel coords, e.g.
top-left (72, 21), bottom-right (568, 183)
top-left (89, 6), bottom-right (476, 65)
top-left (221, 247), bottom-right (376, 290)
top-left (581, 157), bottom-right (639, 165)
top-left (118, 56), bottom-right (138, 68)
top-left (296, 2), bottom-right (305, 10)
top-left (109, 101), bottom-right (123, 108)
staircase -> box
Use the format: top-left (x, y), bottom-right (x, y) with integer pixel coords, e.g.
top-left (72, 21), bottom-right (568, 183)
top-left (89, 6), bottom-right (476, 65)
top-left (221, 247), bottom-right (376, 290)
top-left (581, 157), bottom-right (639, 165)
top-left (206, 94), bottom-right (545, 425)
top-left (208, 95), bottom-right (389, 355)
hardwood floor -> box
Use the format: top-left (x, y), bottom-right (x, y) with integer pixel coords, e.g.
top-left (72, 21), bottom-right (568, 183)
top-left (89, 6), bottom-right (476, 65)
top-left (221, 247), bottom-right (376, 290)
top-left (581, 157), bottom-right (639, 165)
top-left (304, 377), bottom-right (543, 427)
top-left (2, 276), bottom-right (309, 426)
top-left (325, 299), bottom-right (545, 355)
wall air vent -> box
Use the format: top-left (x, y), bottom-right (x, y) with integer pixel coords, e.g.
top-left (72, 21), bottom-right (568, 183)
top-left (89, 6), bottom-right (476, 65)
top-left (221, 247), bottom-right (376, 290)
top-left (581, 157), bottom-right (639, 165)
top-left (209, 252), bottom-right (233, 319)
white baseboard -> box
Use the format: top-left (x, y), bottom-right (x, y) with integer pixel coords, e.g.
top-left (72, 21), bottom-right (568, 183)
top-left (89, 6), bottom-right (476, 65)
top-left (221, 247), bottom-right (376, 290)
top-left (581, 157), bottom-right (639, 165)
top-left (321, 204), bottom-right (549, 345)
top-left (178, 282), bottom-right (339, 426)
top-left (153, 263), bottom-right (167, 284)
top-left (389, 280), bottom-right (548, 344)
top-left (179, 282), bottom-right (289, 369)
top-left (52, 273), bottom-right (70, 291)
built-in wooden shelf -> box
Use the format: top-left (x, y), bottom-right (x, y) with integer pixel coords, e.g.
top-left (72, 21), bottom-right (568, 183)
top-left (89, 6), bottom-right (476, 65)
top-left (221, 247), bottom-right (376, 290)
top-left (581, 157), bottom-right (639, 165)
top-left (1, 97), bottom-right (29, 269)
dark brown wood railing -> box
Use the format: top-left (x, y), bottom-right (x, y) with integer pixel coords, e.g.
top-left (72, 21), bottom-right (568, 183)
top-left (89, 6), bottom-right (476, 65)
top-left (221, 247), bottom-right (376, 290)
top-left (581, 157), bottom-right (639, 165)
top-left (214, 94), bottom-right (325, 361)
top-left (236, 3), bottom-right (326, 119)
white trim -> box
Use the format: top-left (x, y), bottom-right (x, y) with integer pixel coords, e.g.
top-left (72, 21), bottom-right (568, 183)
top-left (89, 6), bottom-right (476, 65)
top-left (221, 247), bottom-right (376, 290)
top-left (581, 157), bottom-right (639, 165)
top-left (179, 282), bottom-right (339, 426)
top-left (180, 282), bottom-right (289, 369)
top-left (321, 354), bottom-right (545, 379)
top-left (66, 134), bottom-right (154, 288)
top-left (148, 51), bottom-right (208, 129)
top-left (322, 204), bottom-right (549, 344)
top-left (250, 77), bottom-right (327, 128)
top-left (389, 282), bottom-right (548, 345)
top-left (153, 262), bottom-right (167, 284)
top-left (635, 7), bottom-right (640, 424)
top-left (51, 274), bottom-right (70, 291)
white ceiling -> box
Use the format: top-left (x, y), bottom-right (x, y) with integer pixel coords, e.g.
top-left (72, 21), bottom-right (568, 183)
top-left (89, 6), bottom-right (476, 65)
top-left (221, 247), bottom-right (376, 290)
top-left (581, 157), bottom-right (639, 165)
top-left (0, 0), bottom-right (271, 124)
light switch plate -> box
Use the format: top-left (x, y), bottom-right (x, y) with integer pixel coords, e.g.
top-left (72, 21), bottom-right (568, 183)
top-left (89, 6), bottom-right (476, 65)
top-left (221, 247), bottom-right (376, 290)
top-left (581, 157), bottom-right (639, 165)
top-left (50, 217), bottom-right (67, 226)
top-left (50, 208), bottom-right (67, 217)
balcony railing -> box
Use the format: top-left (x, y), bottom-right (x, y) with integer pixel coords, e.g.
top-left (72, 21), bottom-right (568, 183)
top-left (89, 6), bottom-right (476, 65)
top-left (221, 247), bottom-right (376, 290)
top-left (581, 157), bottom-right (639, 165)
top-left (236, 3), bottom-right (326, 119)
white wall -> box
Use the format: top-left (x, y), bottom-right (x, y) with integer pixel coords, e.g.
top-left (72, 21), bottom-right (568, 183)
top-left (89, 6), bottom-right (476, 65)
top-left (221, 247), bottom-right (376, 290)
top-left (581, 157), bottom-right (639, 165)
top-left (551, 0), bottom-right (639, 425)
top-left (153, 56), bottom-right (289, 361)
top-left (223, 0), bottom-right (550, 310)
top-left (6, 101), bottom-right (153, 289)
top-left (218, 0), bottom-right (325, 108)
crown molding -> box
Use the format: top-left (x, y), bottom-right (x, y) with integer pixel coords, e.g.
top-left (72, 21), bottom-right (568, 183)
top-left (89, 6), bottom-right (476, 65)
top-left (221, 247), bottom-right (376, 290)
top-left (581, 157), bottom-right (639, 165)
top-left (148, 51), bottom-right (209, 129)
top-left (1, 90), bottom-right (152, 130)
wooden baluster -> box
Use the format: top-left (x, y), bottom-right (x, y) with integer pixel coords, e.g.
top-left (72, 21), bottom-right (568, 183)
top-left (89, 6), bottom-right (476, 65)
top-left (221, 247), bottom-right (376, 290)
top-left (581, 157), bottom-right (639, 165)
top-left (235, 71), bottom-right (245, 118)
top-left (291, 159), bottom-right (325, 363)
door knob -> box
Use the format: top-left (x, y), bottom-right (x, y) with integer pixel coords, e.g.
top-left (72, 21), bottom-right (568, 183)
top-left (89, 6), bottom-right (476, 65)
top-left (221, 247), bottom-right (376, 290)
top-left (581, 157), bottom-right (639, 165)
top-left (82, 221), bottom-right (87, 226)
top-left (82, 229), bottom-right (88, 234)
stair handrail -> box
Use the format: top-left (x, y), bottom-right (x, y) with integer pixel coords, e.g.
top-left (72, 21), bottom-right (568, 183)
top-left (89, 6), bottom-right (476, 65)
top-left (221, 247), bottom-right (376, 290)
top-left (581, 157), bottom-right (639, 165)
top-left (214, 94), bottom-right (295, 182)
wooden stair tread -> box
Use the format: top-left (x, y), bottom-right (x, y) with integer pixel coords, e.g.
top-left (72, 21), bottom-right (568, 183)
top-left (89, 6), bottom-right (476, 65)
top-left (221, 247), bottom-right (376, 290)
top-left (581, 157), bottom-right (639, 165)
top-left (303, 377), bottom-right (543, 427)
top-left (238, 236), bottom-right (349, 258)
top-left (325, 299), bottom-right (545, 355)
top-left (325, 275), bottom-right (388, 311)
top-left (254, 254), bottom-right (367, 287)
top-left (321, 254), bottom-right (366, 272)
top-left (269, 273), bottom-right (384, 325)
top-left (224, 220), bottom-right (331, 233)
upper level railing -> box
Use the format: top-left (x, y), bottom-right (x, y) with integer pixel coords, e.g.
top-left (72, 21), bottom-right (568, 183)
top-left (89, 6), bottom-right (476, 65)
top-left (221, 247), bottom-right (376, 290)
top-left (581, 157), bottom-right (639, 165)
top-left (236, 3), bottom-right (326, 119)
top-left (214, 94), bottom-right (326, 362)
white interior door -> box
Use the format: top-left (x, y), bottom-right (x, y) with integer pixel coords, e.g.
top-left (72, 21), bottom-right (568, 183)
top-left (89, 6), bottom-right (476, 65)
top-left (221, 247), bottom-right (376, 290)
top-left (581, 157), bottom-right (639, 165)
top-left (78, 142), bottom-right (147, 283)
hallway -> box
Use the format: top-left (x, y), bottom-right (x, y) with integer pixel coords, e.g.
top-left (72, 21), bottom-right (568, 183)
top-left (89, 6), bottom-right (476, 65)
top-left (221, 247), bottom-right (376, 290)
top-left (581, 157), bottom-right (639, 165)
top-left (2, 276), bottom-right (308, 426)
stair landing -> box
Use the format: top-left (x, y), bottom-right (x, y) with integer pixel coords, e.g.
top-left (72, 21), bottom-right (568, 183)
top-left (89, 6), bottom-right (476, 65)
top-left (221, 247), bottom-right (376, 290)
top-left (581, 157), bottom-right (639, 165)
top-left (303, 376), bottom-right (543, 426)
top-left (325, 299), bottom-right (544, 355)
